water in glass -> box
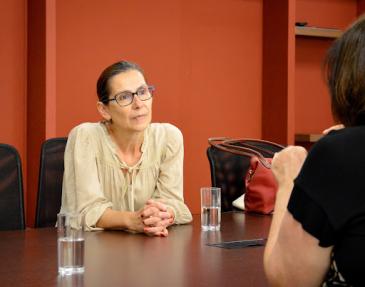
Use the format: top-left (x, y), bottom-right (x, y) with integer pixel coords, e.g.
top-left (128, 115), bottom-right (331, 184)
top-left (58, 237), bottom-right (85, 275)
top-left (201, 206), bottom-right (221, 231)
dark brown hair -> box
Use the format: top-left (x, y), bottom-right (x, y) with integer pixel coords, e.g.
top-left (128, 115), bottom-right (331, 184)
top-left (325, 15), bottom-right (365, 126)
top-left (96, 60), bottom-right (145, 104)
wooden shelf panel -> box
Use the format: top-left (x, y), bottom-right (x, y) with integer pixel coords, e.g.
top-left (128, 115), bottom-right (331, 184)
top-left (295, 133), bottom-right (322, 143)
top-left (295, 26), bottom-right (342, 38)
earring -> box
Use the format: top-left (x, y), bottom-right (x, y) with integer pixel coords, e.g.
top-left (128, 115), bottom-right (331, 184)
top-left (102, 118), bottom-right (112, 125)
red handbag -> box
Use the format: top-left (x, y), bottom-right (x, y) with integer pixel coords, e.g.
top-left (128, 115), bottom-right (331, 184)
top-left (208, 138), bottom-right (284, 214)
top-left (245, 157), bottom-right (278, 214)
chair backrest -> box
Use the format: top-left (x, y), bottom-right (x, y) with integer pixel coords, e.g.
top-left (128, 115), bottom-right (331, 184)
top-left (35, 137), bottom-right (67, 228)
top-left (207, 146), bottom-right (251, 212)
top-left (207, 140), bottom-right (283, 212)
top-left (0, 144), bottom-right (25, 230)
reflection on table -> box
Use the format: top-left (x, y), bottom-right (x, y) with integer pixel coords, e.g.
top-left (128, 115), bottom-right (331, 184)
top-left (0, 212), bottom-right (272, 287)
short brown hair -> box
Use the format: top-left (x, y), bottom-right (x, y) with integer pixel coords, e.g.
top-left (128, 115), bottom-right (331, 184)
top-left (325, 15), bottom-right (365, 126)
top-left (96, 60), bottom-right (145, 104)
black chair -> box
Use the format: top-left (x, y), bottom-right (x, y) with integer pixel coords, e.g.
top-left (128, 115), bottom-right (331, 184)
top-left (207, 140), bottom-right (283, 212)
top-left (0, 144), bottom-right (25, 230)
top-left (35, 137), bottom-right (67, 228)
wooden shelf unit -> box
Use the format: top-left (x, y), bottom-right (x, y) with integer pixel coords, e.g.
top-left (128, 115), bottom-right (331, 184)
top-left (295, 26), bottom-right (342, 38)
top-left (295, 133), bottom-right (322, 143)
top-left (262, 0), bottom-right (365, 146)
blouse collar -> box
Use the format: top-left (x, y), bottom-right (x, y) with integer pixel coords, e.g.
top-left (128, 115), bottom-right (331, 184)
top-left (99, 121), bottom-right (149, 170)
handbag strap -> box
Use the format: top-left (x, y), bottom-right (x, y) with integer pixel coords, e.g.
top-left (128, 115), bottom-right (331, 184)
top-left (208, 137), bottom-right (284, 169)
top-left (223, 138), bottom-right (284, 156)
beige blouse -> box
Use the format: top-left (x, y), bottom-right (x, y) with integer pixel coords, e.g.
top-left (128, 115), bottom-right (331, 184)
top-left (60, 122), bottom-right (192, 230)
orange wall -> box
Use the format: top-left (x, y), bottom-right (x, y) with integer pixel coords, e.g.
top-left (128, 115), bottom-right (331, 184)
top-left (262, 0), bottom-right (296, 145)
top-left (54, 0), bottom-right (263, 214)
top-left (296, 0), bottom-right (358, 29)
top-left (295, 0), bottom-right (358, 134)
top-left (0, 0), bottom-right (27, 194)
top-left (4, 0), bottom-right (361, 224)
top-left (0, 0), bottom-right (27, 162)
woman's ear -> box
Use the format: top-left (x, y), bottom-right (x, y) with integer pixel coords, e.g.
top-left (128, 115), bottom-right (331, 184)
top-left (96, 101), bottom-right (112, 121)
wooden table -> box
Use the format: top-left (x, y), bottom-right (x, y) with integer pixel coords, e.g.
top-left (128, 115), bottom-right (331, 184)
top-left (0, 212), bottom-right (272, 287)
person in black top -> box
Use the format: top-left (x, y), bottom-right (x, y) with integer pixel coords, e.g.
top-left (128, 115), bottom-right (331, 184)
top-left (264, 15), bottom-right (365, 286)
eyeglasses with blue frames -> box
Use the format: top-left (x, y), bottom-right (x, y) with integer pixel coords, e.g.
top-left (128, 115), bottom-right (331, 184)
top-left (104, 85), bottom-right (155, 107)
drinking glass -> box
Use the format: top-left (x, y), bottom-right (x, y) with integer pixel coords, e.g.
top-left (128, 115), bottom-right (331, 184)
top-left (200, 187), bottom-right (221, 231)
top-left (57, 213), bottom-right (85, 275)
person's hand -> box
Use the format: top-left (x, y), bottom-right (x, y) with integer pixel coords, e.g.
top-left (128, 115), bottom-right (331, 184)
top-left (272, 146), bottom-right (308, 188)
top-left (125, 206), bottom-right (171, 236)
top-left (125, 210), bottom-right (146, 233)
top-left (322, 124), bottom-right (344, 134)
top-left (140, 200), bottom-right (174, 237)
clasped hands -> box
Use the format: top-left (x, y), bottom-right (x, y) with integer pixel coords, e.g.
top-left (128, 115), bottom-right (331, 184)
top-left (136, 199), bottom-right (174, 237)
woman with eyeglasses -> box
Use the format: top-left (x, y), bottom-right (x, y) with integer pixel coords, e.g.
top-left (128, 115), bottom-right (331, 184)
top-left (60, 60), bottom-right (192, 236)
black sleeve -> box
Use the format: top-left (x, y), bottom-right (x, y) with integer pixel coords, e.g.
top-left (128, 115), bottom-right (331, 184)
top-left (288, 185), bottom-right (335, 247)
top-left (286, 131), bottom-right (358, 247)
